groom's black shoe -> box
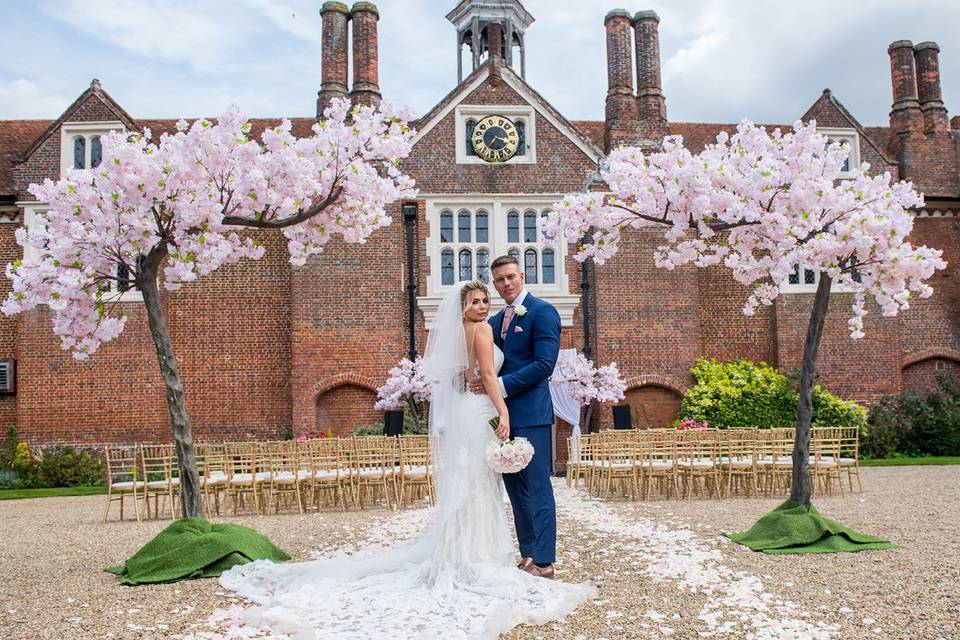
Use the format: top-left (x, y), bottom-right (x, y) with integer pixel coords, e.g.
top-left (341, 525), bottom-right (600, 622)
top-left (517, 557), bottom-right (533, 571)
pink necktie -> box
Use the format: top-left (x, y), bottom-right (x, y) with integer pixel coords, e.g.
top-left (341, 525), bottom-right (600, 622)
top-left (500, 305), bottom-right (514, 340)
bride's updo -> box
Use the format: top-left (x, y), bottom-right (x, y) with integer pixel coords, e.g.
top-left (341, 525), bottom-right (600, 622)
top-left (460, 280), bottom-right (489, 312)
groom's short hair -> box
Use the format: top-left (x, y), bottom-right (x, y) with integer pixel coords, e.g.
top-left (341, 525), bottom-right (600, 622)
top-left (490, 255), bottom-right (520, 271)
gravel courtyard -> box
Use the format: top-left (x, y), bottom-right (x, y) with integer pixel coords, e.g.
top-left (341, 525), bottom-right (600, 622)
top-left (0, 466), bottom-right (957, 640)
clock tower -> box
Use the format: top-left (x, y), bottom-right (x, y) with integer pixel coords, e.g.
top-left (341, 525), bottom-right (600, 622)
top-left (446, 0), bottom-right (535, 83)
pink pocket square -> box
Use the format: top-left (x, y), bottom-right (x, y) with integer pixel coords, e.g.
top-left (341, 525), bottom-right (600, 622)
top-left (514, 326), bottom-right (524, 333)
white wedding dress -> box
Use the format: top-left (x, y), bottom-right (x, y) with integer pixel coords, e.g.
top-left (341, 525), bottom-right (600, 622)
top-left (219, 284), bottom-right (595, 640)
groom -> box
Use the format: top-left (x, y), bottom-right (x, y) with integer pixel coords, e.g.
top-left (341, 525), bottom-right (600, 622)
top-left (477, 254), bottom-right (561, 579)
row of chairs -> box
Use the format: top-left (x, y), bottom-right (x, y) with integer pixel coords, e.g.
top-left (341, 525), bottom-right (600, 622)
top-left (565, 427), bottom-right (862, 501)
top-left (103, 436), bottom-right (435, 522)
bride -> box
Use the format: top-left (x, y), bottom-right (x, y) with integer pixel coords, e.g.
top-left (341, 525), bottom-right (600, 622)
top-left (219, 280), bottom-right (596, 639)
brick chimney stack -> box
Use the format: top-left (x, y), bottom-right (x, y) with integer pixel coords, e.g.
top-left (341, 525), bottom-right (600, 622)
top-left (914, 42), bottom-right (949, 134)
top-left (350, 2), bottom-right (381, 108)
top-left (888, 40), bottom-right (924, 138)
top-left (633, 10), bottom-right (668, 145)
top-left (604, 9), bottom-right (638, 151)
top-left (317, 1), bottom-right (349, 117)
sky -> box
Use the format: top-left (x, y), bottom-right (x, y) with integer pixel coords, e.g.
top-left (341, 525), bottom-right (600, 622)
top-left (2, 0), bottom-right (959, 128)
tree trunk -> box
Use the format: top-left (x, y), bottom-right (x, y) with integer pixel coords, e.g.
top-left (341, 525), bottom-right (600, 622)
top-left (138, 245), bottom-right (204, 518)
top-left (790, 272), bottom-right (832, 509)
top-left (406, 396), bottom-right (421, 432)
top-left (584, 400), bottom-right (595, 433)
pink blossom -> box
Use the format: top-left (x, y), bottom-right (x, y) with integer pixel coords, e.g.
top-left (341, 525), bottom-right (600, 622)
top-left (3, 99), bottom-right (416, 358)
top-left (374, 356), bottom-right (431, 410)
top-left (552, 351), bottom-right (626, 404)
top-left (543, 120), bottom-right (947, 338)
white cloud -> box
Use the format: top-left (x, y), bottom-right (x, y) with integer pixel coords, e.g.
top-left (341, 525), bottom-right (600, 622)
top-left (0, 78), bottom-right (70, 118)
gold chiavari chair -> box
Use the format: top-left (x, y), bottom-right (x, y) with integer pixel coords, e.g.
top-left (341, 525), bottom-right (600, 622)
top-left (596, 442), bottom-right (642, 500)
top-left (642, 433), bottom-right (678, 499)
top-left (810, 427), bottom-right (843, 497)
top-left (196, 443), bottom-right (228, 516)
top-left (839, 426), bottom-right (863, 492)
top-left (103, 444), bottom-right (145, 522)
top-left (264, 442), bottom-right (305, 514)
top-left (303, 438), bottom-right (349, 511)
top-left (140, 443), bottom-right (180, 519)
top-left (721, 429), bottom-right (759, 497)
top-left (352, 438), bottom-right (397, 509)
top-left (757, 429), bottom-right (794, 496)
top-left (565, 434), bottom-right (591, 488)
top-left (224, 442), bottom-right (263, 514)
top-left (397, 435), bottom-right (433, 509)
top-left (677, 430), bottom-right (722, 499)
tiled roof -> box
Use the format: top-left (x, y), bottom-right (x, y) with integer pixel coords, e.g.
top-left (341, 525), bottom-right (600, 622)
top-left (0, 120), bottom-right (52, 198)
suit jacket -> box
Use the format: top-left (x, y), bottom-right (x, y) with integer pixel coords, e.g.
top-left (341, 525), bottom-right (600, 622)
top-left (489, 292), bottom-right (561, 429)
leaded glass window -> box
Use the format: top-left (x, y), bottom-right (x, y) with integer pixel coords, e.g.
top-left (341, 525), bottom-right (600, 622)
top-left (459, 248), bottom-right (473, 281)
top-left (73, 136), bottom-right (85, 169)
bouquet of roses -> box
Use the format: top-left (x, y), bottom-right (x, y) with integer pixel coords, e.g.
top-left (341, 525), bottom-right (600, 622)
top-left (486, 417), bottom-right (535, 473)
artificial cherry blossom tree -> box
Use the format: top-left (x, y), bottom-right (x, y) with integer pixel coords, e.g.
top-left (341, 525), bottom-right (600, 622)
top-left (3, 99), bottom-right (416, 517)
top-left (553, 350), bottom-right (626, 431)
top-left (544, 120), bottom-right (946, 508)
top-left (374, 356), bottom-right (431, 430)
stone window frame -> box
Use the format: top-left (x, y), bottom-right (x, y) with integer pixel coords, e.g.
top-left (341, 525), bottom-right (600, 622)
top-left (419, 195), bottom-right (579, 326)
top-left (19, 201), bottom-right (145, 303)
top-left (455, 104), bottom-right (537, 165)
top-left (60, 121), bottom-right (125, 175)
top-left (818, 127), bottom-right (861, 178)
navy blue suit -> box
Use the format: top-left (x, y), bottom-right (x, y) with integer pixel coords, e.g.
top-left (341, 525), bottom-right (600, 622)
top-left (490, 292), bottom-right (560, 565)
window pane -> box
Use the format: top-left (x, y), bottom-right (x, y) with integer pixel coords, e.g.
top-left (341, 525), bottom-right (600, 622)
top-left (459, 248), bottom-right (473, 281)
top-left (523, 210), bottom-right (537, 242)
top-left (804, 268), bottom-right (816, 285)
top-left (788, 264), bottom-right (800, 285)
top-left (507, 211), bottom-right (519, 243)
top-left (524, 248), bottom-right (538, 284)
top-left (475, 210), bottom-right (488, 243)
top-left (466, 119), bottom-right (477, 156)
top-left (850, 256), bottom-right (862, 283)
top-left (440, 210), bottom-right (453, 243)
top-left (542, 248), bottom-right (555, 284)
top-left (458, 210), bottom-right (471, 242)
top-left (441, 249), bottom-right (454, 285)
top-left (477, 248), bottom-right (490, 284)
top-left (90, 136), bottom-right (102, 168)
top-left (516, 119), bottom-right (526, 156)
top-left (508, 247), bottom-right (520, 261)
top-left (73, 136), bottom-right (85, 169)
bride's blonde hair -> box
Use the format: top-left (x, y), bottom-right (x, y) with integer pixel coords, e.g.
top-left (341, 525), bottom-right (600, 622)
top-left (460, 280), bottom-right (489, 315)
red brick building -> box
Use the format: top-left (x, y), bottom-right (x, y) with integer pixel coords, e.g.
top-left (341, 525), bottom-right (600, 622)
top-left (0, 1), bottom-right (957, 464)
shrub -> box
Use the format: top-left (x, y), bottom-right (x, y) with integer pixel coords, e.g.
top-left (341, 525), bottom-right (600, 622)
top-left (679, 358), bottom-right (866, 432)
top-left (865, 374), bottom-right (960, 457)
top-left (29, 446), bottom-right (103, 488)
top-left (351, 408), bottom-right (428, 437)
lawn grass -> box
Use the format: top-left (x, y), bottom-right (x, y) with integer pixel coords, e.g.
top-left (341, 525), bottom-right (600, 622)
top-left (860, 456), bottom-right (960, 467)
top-left (0, 485), bottom-right (106, 500)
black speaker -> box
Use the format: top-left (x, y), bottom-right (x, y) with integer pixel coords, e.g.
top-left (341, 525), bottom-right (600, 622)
top-left (384, 410), bottom-right (404, 436)
top-left (612, 404), bottom-right (633, 430)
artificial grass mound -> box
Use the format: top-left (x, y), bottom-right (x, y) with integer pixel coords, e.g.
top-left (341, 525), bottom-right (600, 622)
top-left (105, 517), bottom-right (290, 585)
top-left (725, 500), bottom-right (897, 555)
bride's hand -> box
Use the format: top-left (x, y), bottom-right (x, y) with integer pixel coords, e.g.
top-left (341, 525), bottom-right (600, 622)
top-left (495, 413), bottom-right (510, 440)
top-left (468, 380), bottom-right (485, 395)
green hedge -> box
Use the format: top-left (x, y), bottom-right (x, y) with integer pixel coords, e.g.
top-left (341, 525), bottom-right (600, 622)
top-left (352, 408), bottom-right (429, 437)
top-left (678, 358), bottom-right (867, 432)
top-left (0, 427), bottom-right (103, 489)
top-left (864, 375), bottom-right (960, 458)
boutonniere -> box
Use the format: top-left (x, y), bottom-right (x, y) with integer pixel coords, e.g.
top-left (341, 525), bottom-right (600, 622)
top-left (514, 304), bottom-right (528, 316)
top-left (514, 326), bottom-right (524, 333)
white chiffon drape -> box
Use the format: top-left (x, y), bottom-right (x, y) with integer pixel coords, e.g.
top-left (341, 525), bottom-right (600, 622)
top-left (219, 283), bottom-right (595, 639)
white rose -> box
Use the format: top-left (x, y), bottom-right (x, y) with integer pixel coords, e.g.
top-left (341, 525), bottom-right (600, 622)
top-left (514, 304), bottom-right (527, 316)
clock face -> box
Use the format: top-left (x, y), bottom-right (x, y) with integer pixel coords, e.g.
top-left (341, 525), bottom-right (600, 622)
top-left (471, 115), bottom-right (520, 163)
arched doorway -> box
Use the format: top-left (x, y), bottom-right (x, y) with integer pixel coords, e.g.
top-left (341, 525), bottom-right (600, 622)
top-left (902, 357), bottom-right (960, 394)
top-left (315, 384), bottom-right (381, 437)
top-left (624, 384), bottom-right (682, 429)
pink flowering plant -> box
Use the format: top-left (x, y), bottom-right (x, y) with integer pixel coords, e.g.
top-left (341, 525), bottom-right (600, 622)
top-left (553, 350), bottom-right (626, 405)
top-left (296, 428), bottom-right (334, 442)
top-left (374, 356), bottom-right (431, 430)
top-left (676, 417), bottom-right (709, 431)
top-left (2, 98), bottom-right (417, 517)
top-left (544, 120), bottom-right (946, 507)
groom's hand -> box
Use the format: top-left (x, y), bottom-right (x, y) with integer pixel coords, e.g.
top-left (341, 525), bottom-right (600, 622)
top-left (468, 380), bottom-right (485, 395)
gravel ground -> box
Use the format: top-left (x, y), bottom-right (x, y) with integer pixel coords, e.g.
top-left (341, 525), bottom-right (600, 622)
top-left (0, 466), bottom-right (957, 640)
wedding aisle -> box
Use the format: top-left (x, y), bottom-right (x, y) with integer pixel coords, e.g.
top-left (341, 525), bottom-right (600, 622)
top-left (0, 466), bottom-right (956, 639)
